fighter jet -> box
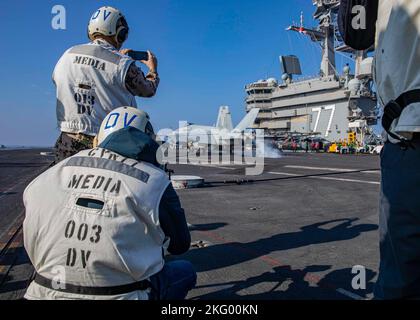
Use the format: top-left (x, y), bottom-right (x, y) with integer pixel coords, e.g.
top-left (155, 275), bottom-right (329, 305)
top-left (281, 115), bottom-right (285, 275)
top-left (167, 106), bottom-right (260, 147)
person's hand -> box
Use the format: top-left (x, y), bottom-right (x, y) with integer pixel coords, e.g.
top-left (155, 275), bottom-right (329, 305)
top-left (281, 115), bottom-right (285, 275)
top-left (141, 51), bottom-right (158, 73)
top-left (119, 48), bottom-right (132, 56)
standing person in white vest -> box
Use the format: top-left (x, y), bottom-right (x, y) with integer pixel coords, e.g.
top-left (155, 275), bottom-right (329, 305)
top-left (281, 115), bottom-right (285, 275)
top-left (53, 6), bottom-right (159, 163)
top-left (23, 107), bottom-right (196, 300)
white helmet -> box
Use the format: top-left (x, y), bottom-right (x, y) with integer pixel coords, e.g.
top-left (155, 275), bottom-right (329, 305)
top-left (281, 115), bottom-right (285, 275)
top-left (88, 6), bottom-right (129, 45)
top-left (97, 107), bottom-right (154, 145)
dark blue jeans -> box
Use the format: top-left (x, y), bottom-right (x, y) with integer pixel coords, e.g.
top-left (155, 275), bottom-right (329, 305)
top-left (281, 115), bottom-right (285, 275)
top-left (149, 260), bottom-right (197, 300)
top-left (374, 139), bottom-right (420, 299)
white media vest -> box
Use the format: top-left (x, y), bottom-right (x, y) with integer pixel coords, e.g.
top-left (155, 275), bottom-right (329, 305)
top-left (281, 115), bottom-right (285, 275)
top-left (23, 148), bottom-right (170, 300)
top-left (53, 40), bottom-right (137, 136)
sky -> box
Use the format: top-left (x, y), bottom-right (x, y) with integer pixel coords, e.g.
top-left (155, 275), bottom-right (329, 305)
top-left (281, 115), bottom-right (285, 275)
top-left (0, 0), bottom-right (356, 146)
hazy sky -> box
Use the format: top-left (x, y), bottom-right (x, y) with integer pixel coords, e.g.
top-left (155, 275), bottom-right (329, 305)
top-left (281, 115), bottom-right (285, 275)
top-left (0, 0), bottom-right (355, 146)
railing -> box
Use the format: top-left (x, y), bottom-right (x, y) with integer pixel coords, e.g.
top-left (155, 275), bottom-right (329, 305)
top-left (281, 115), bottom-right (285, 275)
top-left (246, 94), bottom-right (272, 100)
top-left (246, 83), bottom-right (274, 89)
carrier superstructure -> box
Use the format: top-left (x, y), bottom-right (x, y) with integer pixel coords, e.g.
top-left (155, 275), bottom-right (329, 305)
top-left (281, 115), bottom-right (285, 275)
top-left (245, 0), bottom-right (378, 143)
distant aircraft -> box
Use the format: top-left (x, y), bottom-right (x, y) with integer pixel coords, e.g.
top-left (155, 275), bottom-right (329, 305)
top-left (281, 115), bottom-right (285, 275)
top-left (167, 106), bottom-right (260, 147)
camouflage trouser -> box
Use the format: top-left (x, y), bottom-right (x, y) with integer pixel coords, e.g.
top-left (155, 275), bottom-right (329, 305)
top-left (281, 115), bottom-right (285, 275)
top-left (54, 132), bottom-right (95, 163)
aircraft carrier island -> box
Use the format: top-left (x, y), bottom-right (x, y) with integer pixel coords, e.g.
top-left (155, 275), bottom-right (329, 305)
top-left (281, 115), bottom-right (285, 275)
top-left (0, 0), bottom-right (384, 301)
top-left (246, 0), bottom-right (378, 145)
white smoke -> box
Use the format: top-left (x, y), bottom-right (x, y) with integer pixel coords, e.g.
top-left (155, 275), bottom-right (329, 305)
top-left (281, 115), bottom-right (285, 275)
top-left (243, 139), bottom-right (282, 159)
top-left (259, 140), bottom-right (282, 159)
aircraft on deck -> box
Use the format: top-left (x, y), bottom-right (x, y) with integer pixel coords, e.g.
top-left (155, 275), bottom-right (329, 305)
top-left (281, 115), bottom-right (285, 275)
top-left (165, 106), bottom-right (260, 148)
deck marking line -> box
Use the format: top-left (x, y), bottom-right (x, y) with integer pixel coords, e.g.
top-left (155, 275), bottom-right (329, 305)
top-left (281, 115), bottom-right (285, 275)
top-left (364, 170), bottom-right (381, 174)
top-left (314, 176), bottom-right (380, 185)
top-left (336, 288), bottom-right (365, 300)
top-left (203, 165), bottom-right (239, 170)
top-left (268, 172), bottom-right (298, 176)
top-left (285, 165), bottom-right (380, 174)
top-left (268, 171), bottom-right (380, 185)
top-left (285, 165), bottom-right (356, 172)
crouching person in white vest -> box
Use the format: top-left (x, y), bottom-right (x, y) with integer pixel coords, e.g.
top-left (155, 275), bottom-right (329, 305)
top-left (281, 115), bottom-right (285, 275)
top-left (23, 107), bottom-right (196, 300)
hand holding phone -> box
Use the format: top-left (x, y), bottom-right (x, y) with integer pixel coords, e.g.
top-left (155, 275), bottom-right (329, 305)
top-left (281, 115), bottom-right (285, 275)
top-left (125, 50), bottom-right (158, 73)
top-left (127, 51), bottom-right (149, 61)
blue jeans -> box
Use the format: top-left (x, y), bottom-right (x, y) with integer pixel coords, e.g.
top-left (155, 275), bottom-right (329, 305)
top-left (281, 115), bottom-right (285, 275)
top-left (149, 260), bottom-right (197, 300)
top-left (374, 140), bottom-right (420, 299)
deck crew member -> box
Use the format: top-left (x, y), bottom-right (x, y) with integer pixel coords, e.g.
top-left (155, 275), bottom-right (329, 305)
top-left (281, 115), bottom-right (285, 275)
top-left (339, 0), bottom-right (420, 299)
top-left (23, 107), bottom-right (196, 300)
top-left (53, 6), bottom-right (159, 163)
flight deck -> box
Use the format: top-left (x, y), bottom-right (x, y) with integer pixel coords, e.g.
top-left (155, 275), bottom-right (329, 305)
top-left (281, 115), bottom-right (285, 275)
top-left (0, 148), bottom-right (380, 300)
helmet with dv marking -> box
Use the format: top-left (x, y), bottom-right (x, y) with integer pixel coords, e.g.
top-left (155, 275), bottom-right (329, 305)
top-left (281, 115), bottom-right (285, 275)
top-left (97, 107), bottom-right (154, 145)
top-left (88, 6), bottom-right (129, 46)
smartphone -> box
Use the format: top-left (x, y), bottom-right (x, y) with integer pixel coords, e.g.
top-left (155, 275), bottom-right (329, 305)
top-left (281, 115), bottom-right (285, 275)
top-left (127, 51), bottom-right (149, 61)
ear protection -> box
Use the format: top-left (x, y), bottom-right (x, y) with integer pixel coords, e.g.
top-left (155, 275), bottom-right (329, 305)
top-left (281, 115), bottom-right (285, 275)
top-left (115, 17), bottom-right (129, 45)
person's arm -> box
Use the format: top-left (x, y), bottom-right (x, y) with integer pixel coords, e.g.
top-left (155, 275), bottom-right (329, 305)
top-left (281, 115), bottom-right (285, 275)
top-left (125, 62), bottom-right (160, 98)
top-left (159, 184), bottom-right (191, 255)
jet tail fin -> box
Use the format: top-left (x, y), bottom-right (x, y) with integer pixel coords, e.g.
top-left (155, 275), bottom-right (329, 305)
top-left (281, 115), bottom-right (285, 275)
top-left (216, 106), bottom-right (233, 131)
top-left (232, 108), bottom-right (260, 133)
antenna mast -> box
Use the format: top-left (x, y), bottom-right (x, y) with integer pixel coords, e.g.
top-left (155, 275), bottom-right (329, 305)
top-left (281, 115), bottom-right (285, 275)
top-left (287, 0), bottom-right (340, 78)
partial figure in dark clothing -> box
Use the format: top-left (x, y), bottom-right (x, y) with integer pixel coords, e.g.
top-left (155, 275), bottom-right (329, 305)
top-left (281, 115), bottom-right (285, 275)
top-left (339, 0), bottom-right (420, 299)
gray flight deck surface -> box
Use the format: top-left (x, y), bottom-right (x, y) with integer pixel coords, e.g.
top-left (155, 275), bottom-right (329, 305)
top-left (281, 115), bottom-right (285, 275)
top-left (0, 149), bottom-right (52, 299)
top-left (0, 149), bottom-right (381, 300)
